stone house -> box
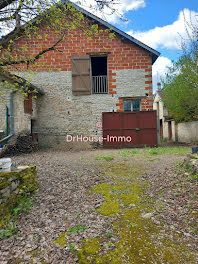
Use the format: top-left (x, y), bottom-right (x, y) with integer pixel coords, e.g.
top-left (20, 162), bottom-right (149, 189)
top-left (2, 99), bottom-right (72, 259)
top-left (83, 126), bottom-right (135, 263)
top-left (0, 1), bottom-right (160, 148)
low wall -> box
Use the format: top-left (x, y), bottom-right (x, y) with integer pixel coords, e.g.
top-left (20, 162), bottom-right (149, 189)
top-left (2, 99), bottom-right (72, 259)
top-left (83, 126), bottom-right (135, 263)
top-left (0, 165), bottom-right (38, 219)
top-left (177, 121), bottom-right (198, 143)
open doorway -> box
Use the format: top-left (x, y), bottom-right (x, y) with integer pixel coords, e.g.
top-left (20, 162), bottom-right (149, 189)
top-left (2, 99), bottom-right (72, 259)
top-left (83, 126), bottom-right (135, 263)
top-left (91, 56), bottom-right (108, 94)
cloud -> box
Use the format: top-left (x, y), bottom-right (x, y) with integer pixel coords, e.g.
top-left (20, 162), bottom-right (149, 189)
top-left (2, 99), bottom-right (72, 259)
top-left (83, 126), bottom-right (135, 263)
top-left (71, 0), bottom-right (146, 23)
top-left (152, 57), bottom-right (173, 92)
top-left (128, 9), bottom-right (198, 50)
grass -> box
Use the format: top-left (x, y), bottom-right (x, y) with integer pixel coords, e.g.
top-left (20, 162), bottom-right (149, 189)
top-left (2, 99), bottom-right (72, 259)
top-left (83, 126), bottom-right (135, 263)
top-left (117, 146), bottom-right (191, 157)
top-left (118, 149), bottom-right (138, 157)
top-left (118, 150), bottom-right (131, 157)
top-left (96, 154), bottom-right (114, 161)
top-left (145, 146), bottom-right (191, 156)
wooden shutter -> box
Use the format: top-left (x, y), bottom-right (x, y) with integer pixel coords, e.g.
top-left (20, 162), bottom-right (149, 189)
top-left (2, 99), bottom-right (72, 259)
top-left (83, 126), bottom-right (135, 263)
top-left (24, 94), bottom-right (32, 115)
top-left (71, 55), bottom-right (91, 95)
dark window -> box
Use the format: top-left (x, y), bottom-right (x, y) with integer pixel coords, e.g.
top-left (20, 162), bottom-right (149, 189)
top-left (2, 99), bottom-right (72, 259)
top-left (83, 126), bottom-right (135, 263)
top-left (91, 56), bottom-right (108, 94)
top-left (124, 100), bottom-right (141, 112)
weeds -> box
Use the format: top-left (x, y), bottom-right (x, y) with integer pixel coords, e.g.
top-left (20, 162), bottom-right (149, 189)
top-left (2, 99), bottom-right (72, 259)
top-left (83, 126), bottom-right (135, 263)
top-left (118, 150), bottom-right (131, 157)
top-left (11, 194), bottom-right (33, 217)
top-left (180, 162), bottom-right (198, 182)
top-left (0, 221), bottom-right (17, 239)
top-left (193, 174), bottom-right (198, 181)
top-left (0, 193), bottom-right (34, 240)
top-left (118, 149), bottom-right (138, 157)
top-left (68, 225), bottom-right (88, 235)
top-left (106, 231), bottom-right (113, 238)
top-left (69, 243), bottom-right (77, 250)
top-left (96, 154), bottom-right (114, 161)
top-left (148, 149), bottom-right (158, 155)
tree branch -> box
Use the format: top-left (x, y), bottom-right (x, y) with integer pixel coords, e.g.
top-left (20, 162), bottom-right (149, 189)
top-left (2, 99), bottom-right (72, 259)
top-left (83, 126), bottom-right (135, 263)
top-left (0, 0), bottom-right (24, 22)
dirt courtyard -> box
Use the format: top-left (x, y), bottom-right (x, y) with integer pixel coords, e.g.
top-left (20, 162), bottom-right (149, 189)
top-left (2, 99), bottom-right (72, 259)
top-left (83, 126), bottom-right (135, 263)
top-left (0, 147), bottom-right (198, 263)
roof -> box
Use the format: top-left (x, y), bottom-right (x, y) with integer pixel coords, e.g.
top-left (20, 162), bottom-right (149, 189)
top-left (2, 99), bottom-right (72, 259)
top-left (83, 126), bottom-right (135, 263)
top-left (1, 1), bottom-right (160, 65)
top-left (63, 0), bottom-right (160, 64)
top-left (0, 68), bottom-right (45, 95)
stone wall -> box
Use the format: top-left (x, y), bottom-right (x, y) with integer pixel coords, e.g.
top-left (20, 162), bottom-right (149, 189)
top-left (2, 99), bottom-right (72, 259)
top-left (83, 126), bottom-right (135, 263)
top-left (16, 68), bottom-right (151, 148)
top-left (176, 121), bottom-right (198, 143)
top-left (0, 165), bottom-right (38, 219)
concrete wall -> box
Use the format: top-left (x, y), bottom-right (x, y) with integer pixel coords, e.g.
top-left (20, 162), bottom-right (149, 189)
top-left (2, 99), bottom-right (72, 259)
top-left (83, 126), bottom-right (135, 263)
top-left (176, 121), bottom-right (198, 143)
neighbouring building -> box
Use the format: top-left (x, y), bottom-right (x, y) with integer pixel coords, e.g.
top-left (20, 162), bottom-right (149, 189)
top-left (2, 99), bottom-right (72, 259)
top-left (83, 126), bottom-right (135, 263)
top-left (153, 89), bottom-right (198, 144)
top-left (153, 89), bottom-right (174, 141)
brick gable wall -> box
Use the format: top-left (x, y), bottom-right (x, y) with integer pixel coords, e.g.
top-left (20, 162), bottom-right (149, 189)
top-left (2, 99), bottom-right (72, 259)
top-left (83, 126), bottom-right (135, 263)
top-left (10, 24), bottom-right (153, 111)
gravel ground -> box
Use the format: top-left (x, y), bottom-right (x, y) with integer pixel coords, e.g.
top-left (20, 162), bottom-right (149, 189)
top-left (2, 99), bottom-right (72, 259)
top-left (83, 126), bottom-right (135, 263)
top-left (0, 148), bottom-right (197, 263)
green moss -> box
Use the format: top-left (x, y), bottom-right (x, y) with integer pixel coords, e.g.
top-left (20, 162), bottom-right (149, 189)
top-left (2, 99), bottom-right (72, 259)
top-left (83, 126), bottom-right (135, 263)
top-left (26, 248), bottom-right (47, 263)
top-left (77, 238), bottom-right (101, 264)
top-left (0, 193), bottom-right (19, 224)
top-left (27, 248), bottom-right (41, 258)
top-left (77, 163), bottom-right (196, 263)
top-left (0, 166), bottom-right (38, 234)
top-left (0, 171), bottom-right (19, 190)
top-left (96, 199), bottom-right (120, 216)
top-left (0, 181), bottom-right (11, 189)
top-left (54, 232), bottom-right (67, 247)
